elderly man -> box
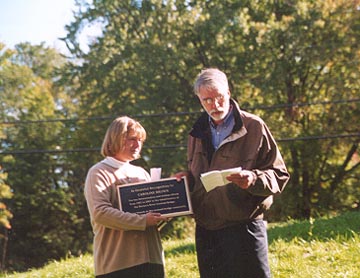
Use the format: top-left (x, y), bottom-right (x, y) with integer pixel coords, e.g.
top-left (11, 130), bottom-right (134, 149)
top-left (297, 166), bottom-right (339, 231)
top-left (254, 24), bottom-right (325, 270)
top-left (176, 68), bottom-right (290, 278)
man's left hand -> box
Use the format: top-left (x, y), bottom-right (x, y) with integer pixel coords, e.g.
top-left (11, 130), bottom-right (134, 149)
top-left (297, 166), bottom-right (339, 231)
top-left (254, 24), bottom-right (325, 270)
top-left (226, 170), bottom-right (256, 189)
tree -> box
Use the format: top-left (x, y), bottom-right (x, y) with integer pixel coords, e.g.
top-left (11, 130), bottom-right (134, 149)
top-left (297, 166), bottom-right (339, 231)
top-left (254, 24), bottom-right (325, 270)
top-left (63, 0), bottom-right (359, 221)
top-left (0, 165), bottom-right (13, 271)
top-left (1, 0), bottom-right (358, 270)
top-left (0, 42), bottom-right (85, 270)
top-left (246, 0), bottom-right (360, 218)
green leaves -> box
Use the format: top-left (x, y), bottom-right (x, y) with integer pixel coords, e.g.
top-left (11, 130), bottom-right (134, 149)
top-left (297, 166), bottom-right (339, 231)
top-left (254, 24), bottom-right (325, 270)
top-left (0, 170), bottom-right (13, 230)
top-left (0, 0), bottom-right (359, 271)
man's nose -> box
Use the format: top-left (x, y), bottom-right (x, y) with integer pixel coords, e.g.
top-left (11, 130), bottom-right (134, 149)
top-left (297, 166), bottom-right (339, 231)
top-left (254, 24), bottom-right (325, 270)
top-left (212, 98), bottom-right (221, 108)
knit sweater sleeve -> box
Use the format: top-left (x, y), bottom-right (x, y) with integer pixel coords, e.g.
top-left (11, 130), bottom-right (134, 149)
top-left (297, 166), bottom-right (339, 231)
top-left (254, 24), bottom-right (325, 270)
top-left (84, 164), bottom-right (147, 231)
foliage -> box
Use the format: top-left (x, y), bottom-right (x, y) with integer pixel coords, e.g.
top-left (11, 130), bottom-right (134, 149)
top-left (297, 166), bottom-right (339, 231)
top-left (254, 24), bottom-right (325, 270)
top-left (0, 42), bottom-right (88, 270)
top-left (0, 170), bottom-right (12, 230)
top-left (160, 216), bottom-right (195, 239)
top-left (0, 0), bottom-right (359, 272)
top-left (254, 0), bottom-right (360, 219)
top-left (1, 211), bottom-right (360, 278)
top-left (63, 0), bottom-right (360, 222)
top-left (0, 167), bottom-right (13, 271)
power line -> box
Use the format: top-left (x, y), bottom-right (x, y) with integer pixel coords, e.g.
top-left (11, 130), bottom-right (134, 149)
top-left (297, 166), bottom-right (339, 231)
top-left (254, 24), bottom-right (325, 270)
top-left (1, 98), bottom-right (359, 125)
top-left (1, 133), bottom-right (359, 155)
top-left (248, 98), bottom-right (360, 111)
top-left (278, 133), bottom-right (360, 142)
top-left (0, 111), bottom-right (201, 125)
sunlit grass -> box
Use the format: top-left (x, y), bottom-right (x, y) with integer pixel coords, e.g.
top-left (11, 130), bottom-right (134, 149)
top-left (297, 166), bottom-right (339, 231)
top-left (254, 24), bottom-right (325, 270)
top-left (1, 211), bottom-right (359, 278)
top-left (1, 255), bottom-right (94, 278)
top-left (270, 234), bottom-right (360, 278)
top-left (163, 237), bottom-right (198, 278)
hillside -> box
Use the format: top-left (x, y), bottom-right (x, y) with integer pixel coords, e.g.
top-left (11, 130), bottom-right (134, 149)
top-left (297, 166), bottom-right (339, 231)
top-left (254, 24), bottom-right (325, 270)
top-left (2, 211), bottom-right (360, 278)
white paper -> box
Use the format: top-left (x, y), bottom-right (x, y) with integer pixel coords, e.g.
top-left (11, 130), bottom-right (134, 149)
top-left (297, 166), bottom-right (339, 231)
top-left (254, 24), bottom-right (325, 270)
top-left (150, 167), bottom-right (162, 181)
top-left (200, 167), bottom-right (242, 192)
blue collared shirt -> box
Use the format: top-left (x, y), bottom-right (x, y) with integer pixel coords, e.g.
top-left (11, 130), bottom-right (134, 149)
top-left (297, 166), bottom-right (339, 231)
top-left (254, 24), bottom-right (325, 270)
top-left (209, 106), bottom-right (235, 150)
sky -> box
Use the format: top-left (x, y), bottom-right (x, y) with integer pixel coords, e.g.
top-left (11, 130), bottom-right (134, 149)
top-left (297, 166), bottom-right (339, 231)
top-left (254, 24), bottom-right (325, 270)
top-left (0, 0), bottom-right (77, 54)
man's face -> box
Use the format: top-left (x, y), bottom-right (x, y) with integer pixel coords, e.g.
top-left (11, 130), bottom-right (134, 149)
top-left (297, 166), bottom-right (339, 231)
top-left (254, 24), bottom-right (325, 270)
top-left (197, 87), bottom-right (231, 124)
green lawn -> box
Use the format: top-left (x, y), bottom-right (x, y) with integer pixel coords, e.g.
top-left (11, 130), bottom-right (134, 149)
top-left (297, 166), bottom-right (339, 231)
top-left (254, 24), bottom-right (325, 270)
top-left (2, 211), bottom-right (360, 278)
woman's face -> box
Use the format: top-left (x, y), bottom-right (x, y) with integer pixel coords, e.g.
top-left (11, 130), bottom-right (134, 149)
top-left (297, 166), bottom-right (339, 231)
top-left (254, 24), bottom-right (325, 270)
top-left (114, 131), bottom-right (143, 162)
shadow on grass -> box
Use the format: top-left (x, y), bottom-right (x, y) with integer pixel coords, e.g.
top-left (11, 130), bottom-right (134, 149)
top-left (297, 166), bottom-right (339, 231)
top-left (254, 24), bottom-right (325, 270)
top-left (268, 211), bottom-right (360, 244)
top-left (165, 243), bottom-right (196, 256)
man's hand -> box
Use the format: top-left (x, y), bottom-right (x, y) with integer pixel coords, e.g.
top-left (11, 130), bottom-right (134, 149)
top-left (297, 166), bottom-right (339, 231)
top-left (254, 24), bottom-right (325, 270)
top-left (226, 170), bottom-right (256, 189)
top-left (172, 171), bottom-right (189, 182)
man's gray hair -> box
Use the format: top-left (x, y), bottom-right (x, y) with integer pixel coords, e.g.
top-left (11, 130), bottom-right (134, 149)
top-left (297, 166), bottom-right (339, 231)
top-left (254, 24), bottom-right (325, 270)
top-left (193, 68), bottom-right (229, 95)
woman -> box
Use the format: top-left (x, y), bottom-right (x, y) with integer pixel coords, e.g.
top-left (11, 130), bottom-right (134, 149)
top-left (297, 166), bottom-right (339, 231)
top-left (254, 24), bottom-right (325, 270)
top-left (84, 116), bottom-right (167, 278)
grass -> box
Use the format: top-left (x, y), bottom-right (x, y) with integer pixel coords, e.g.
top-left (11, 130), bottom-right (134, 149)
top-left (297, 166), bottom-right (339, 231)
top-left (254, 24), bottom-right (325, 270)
top-left (1, 211), bottom-right (359, 278)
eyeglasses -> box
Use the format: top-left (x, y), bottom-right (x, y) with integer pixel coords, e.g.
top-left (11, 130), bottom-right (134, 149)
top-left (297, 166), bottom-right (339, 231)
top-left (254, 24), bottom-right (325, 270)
top-left (200, 95), bottom-right (225, 105)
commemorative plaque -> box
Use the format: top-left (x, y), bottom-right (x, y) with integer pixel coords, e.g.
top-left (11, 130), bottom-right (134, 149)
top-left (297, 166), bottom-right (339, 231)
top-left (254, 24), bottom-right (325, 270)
top-left (117, 177), bottom-right (193, 217)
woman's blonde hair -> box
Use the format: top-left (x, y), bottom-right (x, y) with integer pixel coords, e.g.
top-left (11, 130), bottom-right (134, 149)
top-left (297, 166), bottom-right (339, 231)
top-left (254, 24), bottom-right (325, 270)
top-left (101, 116), bottom-right (146, 157)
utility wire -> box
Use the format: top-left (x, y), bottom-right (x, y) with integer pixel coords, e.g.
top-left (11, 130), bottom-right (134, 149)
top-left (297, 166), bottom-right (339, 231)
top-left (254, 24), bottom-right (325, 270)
top-left (1, 133), bottom-right (359, 155)
top-left (1, 99), bottom-right (358, 155)
top-left (1, 98), bottom-right (359, 125)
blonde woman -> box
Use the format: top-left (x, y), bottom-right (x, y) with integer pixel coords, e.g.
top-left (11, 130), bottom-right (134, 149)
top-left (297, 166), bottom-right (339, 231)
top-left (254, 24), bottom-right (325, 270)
top-left (85, 116), bottom-right (167, 278)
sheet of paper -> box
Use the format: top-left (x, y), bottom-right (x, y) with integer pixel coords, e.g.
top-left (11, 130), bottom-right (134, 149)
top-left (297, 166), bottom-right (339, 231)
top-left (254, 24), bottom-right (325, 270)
top-left (200, 167), bottom-right (242, 192)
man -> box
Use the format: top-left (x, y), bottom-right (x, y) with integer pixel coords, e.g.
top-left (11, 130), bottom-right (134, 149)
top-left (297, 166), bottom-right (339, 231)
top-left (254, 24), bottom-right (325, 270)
top-left (175, 68), bottom-right (290, 278)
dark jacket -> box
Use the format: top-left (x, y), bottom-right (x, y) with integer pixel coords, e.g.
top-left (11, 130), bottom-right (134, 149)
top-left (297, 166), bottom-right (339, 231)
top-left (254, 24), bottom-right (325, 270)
top-left (187, 99), bottom-right (290, 230)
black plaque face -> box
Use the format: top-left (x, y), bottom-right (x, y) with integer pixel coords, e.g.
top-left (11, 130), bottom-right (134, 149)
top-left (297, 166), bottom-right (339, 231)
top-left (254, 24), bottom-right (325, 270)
top-left (117, 177), bottom-right (193, 217)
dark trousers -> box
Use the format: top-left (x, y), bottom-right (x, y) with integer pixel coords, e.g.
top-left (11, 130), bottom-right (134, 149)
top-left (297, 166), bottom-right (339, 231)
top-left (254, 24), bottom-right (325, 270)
top-left (196, 220), bottom-right (271, 278)
top-left (96, 263), bottom-right (165, 278)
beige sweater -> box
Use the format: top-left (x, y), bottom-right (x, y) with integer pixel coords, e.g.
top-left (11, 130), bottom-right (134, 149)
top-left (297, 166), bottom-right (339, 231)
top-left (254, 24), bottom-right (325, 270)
top-left (84, 157), bottom-right (164, 276)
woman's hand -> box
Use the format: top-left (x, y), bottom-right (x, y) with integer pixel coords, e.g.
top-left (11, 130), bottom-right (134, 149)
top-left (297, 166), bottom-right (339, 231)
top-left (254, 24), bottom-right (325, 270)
top-left (145, 212), bottom-right (168, 227)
